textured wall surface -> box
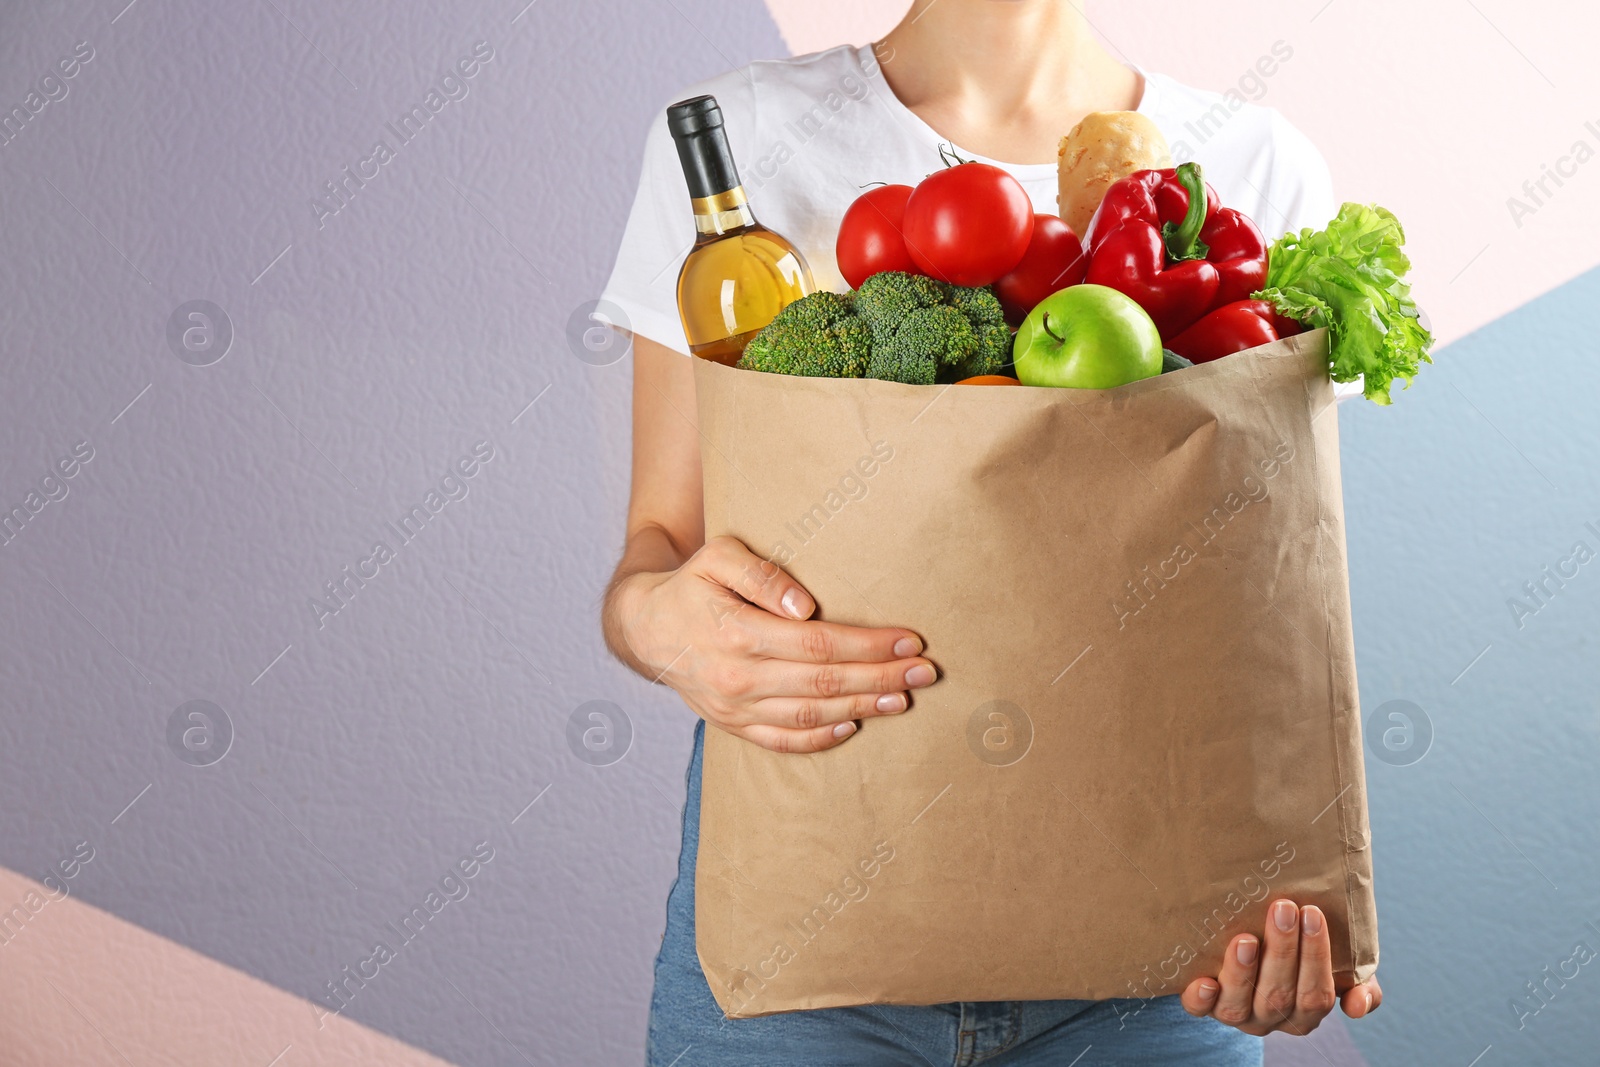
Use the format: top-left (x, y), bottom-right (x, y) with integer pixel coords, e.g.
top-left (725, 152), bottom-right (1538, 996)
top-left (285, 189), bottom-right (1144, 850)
top-left (0, 868), bottom-right (458, 1067)
top-left (1335, 266), bottom-right (1600, 1066)
top-left (0, 1), bottom-right (785, 1064)
top-left (3, 1), bottom-right (1597, 1065)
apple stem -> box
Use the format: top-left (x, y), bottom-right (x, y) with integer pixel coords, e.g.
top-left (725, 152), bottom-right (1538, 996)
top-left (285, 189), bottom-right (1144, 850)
top-left (1041, 311), bottom-right (1065, 344)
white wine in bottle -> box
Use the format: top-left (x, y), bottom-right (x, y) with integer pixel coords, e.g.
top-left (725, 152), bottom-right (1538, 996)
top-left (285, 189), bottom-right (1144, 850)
top-left (669, 96), bottom-right (813, 365)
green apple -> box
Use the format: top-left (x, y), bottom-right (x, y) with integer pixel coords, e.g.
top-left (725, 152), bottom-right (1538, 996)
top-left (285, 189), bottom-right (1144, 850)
top-left (1013, 284), bottom-right (1163, 389)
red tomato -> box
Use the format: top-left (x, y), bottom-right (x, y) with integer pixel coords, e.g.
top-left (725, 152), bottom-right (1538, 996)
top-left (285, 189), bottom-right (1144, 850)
top-left (835, 184), bottom-right (916, 289)
top-left (902, 163), bottom-right (1033, 287)
top-left (993, 214), bottom-right (1088, 325)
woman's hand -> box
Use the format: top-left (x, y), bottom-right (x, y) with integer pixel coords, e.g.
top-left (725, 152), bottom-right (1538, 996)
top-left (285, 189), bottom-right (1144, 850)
top-left (608, 340), bottom-right (931, 753)
top-left (1180, 899), bottom-right (1382, 1036)
top-left (615, 535), bottom-right (937, 753)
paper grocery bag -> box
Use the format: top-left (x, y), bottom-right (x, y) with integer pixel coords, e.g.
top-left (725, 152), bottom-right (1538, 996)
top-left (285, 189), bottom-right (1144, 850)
top-left (691, 329), bottom-right (1377, 1017)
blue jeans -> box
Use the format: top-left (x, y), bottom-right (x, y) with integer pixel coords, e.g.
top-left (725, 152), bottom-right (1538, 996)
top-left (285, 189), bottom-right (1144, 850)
top-left (647, 722), bottom-right (1262, 1066)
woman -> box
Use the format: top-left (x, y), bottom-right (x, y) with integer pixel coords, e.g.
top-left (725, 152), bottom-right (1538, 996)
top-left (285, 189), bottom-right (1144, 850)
top-left (600, 2), bottom-right (1382, 1062)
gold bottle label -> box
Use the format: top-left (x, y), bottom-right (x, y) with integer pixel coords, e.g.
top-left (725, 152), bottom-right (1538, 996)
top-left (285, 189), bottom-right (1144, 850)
top-left (689, 188), bottom-right (748, 215)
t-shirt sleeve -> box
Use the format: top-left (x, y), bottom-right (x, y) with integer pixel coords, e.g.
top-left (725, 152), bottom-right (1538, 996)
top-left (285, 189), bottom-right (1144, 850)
top-left (598, 112), bottom-right (695, 354)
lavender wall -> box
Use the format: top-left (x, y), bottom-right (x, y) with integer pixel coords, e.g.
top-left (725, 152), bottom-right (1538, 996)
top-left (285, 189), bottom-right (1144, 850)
top-left (0, 0), bottom-right (784, 1062)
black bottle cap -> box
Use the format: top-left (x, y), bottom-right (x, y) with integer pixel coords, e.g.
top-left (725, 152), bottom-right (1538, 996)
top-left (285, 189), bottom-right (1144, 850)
top-left (667, 95), bottom-right (741, 201)
top-left (667, 95), bottom-right (721, 138)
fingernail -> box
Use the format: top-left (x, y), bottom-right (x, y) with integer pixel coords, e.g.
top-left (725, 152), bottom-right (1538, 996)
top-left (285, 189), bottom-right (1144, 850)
top-left (833, 721), bottom-right (856, 739)
top-left (1301, 906), bottom-right (1324, 936)
top-left (1197, 981), bottom-right (1218, 1002)
top-left (1236, 937), bottom-right (1258, 966)
top-left (1273, 900), bottom-right (1297, 933)
top-left (781, 589), bottom-right (812, 620)
top-left (1363, 991), bottom-right (1373, 1013)
top-left (876, 693), bottom-right (907, 713)
top-left (904, 664), bottom-right (936, 688)
top-left (893, 636), bottom-right (922, 658)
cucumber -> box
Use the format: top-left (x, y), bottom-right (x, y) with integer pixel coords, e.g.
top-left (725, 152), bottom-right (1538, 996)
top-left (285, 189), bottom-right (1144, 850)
top-left (1161, 348), bottom-right (1194, 374)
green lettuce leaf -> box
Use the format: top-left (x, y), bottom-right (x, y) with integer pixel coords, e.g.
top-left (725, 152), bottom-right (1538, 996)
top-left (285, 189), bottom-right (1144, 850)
top-left (1253, 203), bottom-right (1434, 405)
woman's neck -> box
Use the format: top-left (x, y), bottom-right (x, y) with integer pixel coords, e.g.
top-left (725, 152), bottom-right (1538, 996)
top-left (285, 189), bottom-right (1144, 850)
top-left (875, 0), bottom-right (1142, 165)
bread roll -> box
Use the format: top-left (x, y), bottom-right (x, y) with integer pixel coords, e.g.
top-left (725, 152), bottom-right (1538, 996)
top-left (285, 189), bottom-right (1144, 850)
top-left (1056, 111), bottom-right (1173, 239)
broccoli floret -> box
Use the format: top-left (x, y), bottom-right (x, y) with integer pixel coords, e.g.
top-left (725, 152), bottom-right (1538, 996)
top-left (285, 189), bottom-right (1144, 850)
top-left (738, 291), bottom-right (871, 378)
top-left (864, 305), bottom-right (975, 385)
top-left (736, 275), bottom-right (1014, 385)
top-left (853, 272), bottom-right (1013, 384)
top-left (852, 271), bottom-right (950, 340)
top-left (946, 284), bottom-right (1005, 330)
top-left (945, 285), bottom-right (1013, 380)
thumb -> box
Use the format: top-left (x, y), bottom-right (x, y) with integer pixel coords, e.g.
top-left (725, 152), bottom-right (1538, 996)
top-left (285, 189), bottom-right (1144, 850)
top-left (694, 536), bottom-right (815, 620)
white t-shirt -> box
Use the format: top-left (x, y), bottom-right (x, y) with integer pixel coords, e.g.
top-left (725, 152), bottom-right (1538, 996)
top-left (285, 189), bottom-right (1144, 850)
top-left (602, 43), bottom-right (1336, 360)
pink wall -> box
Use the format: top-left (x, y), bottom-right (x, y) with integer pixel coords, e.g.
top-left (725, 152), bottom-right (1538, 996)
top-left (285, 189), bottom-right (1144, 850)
top-left (762, 0), bottom-right (1600, 349)
top-left (0, 869), bottom-right (456, 1067)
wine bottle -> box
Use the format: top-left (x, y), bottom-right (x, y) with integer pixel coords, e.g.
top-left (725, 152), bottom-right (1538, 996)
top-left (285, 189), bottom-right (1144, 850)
top-left (668, 95), bottom-right (813, 364)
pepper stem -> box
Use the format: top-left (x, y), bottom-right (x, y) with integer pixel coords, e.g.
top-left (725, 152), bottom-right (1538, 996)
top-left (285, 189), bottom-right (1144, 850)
top-left (1160, 162), bottom-right (1211, 263)
top-left (1041, 311), bottom-right (1065, 344)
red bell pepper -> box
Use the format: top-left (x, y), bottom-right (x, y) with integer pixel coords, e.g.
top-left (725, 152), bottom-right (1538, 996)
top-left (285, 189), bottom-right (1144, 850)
top-left (1271, 311), bottom-right (1305, 338)
top-left (1166, 299), bottom-right (1279, 364)
top-left (1083, 162), bottom-right (1269, 339)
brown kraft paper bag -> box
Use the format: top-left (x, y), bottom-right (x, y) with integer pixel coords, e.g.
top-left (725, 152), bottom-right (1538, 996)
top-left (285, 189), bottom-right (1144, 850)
top-left (691, 328), bottom-right (1377, 1018)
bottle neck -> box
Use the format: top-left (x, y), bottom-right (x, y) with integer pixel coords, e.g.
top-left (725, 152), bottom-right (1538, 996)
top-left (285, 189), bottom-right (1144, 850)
top-left (690, 186), bottom-right (757, 237)
top-left (669, 100), bottom-right (755, 238)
